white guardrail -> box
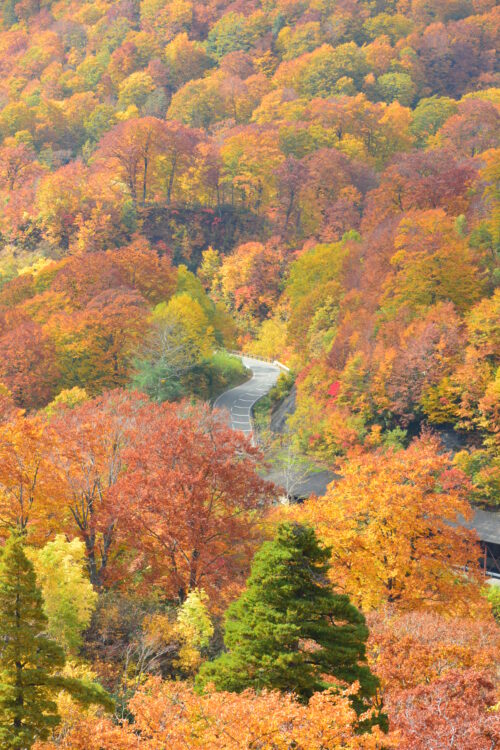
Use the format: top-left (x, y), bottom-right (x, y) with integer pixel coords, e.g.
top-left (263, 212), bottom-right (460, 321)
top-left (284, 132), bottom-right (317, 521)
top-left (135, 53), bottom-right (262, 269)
top-left (226, 350), bottom-right (291, 373)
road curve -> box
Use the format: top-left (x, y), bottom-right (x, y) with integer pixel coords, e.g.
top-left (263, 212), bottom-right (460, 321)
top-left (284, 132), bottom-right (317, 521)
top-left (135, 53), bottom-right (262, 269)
top-left (216, 361), bottom-right (500, 582)
top-left (213, 355), bottom-right (281, 438)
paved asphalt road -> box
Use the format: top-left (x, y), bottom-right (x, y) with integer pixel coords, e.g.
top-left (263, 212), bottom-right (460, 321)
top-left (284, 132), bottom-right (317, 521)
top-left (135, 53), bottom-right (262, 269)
top-left (213, 356), bottom-right (500, 582)
top-left (213, 356), bottom-right (281, 438)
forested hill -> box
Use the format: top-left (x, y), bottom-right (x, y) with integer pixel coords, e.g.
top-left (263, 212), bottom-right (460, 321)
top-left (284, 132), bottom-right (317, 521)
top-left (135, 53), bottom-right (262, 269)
top-left (0, 2), bottom-right (499, 748)
top-left (0, 0), bottom-right (498, 505)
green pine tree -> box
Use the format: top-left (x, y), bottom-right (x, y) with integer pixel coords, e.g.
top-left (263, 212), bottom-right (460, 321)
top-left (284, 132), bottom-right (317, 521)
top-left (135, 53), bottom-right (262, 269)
top-left (197, 522), bottom-right (385, 728)
top-left (0, 533), bottom-right (113, 750)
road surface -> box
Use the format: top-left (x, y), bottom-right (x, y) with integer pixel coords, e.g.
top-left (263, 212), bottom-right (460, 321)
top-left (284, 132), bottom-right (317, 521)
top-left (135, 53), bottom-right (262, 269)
top-left (214, 356), bottom-right (500, 581)
top-left (213, 356), bottom-right (281, 438)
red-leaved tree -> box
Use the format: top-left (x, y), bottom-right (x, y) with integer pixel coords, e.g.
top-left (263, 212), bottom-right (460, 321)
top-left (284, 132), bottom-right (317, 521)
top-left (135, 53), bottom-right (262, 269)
top-left (388, 669), bottom-right (500, 750)
top-left (112, 401), bottom-right (274, 601)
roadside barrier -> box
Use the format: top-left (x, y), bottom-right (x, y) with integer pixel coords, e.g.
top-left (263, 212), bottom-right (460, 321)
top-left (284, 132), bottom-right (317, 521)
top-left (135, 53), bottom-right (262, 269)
top-left (226, 350), bottom-right (290, 373)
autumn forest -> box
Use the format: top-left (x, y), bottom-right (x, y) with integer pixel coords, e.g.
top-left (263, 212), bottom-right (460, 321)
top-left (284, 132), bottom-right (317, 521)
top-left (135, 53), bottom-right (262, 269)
top-left (0, 0), bottom-right (498, 747)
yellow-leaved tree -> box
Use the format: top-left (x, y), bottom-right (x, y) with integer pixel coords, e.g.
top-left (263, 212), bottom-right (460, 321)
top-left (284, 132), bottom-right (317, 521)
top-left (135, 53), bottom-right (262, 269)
top-left (288, 434), bottom-right (486, 616)
top-left (29, 536), bottom-right (98, 654)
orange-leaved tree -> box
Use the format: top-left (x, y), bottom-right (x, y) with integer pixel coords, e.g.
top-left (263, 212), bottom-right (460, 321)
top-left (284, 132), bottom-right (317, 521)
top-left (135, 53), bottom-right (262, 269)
top-left (0, 413), bottom-right (63, 541)
top-left (387, 669), bottom-right (500, 750)
top-left (47, 288), bottom-right (149, 393)
top-left (0, 319), bottom-right (60, 409)
top-left (50, 390), bottom-right (150, 587)
top-left (367, 609), bottom-right (500, 691)
top-left (112, 401), bottom-right (274, 601)
top-left (34, 677), bottom-right (397, 750)
top-left (289, 434), bottom-right (485, 615)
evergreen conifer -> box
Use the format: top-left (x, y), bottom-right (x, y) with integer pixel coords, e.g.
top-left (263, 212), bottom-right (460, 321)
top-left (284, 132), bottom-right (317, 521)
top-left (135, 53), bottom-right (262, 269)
top-left (197, 523), bottom-right (385, 728)
top-left (0, 533), bottom-right (112, 749)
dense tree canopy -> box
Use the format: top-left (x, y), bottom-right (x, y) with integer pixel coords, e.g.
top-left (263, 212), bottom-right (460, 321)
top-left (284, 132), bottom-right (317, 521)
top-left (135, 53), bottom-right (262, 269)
top-left (290, 435), bottom-right (485, 615)
top-left (0, 0), bottom-right (498, 746)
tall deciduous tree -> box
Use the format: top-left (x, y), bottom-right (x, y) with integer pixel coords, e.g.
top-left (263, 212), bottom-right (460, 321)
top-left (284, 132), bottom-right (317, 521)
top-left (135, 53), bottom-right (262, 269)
top-left (51, 391), bottom-right (148, 587)
top-left (113, 402), bottom-right (273, 600)
top-left (96, 117), bottom-right (166, 206)
top-left (293, 435), bottom-right (485, 615)
top-left (97, 118), bottom-right (200, 206)
top-left (220, 241), bottom-right (285, 326)
top-left (49, 288), bottom-right (149, 393)
top-left (0, 139), bottom-right (41, 191)
top-left (111, 239), bottom-right (177, 305)
top-left (28, 536), bottom-right (98, 654)
top-left (0, 415), bottom-right (62, 541)
top-left (131, 293), bottom-right (214, 402)
top-left (0, 320), bottom-right (60, 410)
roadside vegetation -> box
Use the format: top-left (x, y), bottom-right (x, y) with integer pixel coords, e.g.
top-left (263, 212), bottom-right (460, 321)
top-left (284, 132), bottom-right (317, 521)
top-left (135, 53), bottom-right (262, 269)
top-left (0, 0), bottom-right (498, 746)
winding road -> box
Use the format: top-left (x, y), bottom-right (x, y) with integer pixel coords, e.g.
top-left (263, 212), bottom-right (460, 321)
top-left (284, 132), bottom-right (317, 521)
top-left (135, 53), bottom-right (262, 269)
top-left (213, 356), bottom-right (281, 438)
top-left (214, 355), bottom-right (500, 580)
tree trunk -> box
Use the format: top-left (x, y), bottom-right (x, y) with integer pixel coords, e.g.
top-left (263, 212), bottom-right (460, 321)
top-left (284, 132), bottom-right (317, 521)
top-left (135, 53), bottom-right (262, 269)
top-left (142, 155), bottom-right (148, 205)
top-left (167, 155), bottom-right (177, 204)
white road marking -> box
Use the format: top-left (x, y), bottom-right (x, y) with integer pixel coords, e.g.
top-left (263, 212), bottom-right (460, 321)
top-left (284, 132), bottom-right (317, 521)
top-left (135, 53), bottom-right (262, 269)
top-left (213, 355), bottom-right (282, 440)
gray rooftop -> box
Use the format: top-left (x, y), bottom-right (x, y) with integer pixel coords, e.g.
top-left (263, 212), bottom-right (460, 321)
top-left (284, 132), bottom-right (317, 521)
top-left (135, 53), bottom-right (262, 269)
top-left (464, 509), bottom-right (500, 546)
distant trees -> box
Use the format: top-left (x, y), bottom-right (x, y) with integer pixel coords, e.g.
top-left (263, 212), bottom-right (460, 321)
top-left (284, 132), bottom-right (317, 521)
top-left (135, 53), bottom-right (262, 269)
top-left (0, 138), bottom-right (42, 192)
top-left (382, 209), bottom-right (483, 317)
top-left (362, 150), bottom-right (476, 230)
top-left (0, 0), bottom-right (497, 746)
top-left (219, 241), bottom-right (285, 327)
top-left (97, 118), bottom-right (166, 206)
top-left (35, 162), bottom-right (126, 252)
top-left (96, 118), bottom-right (201, 206)
top-left (275, 43), bottom-right (369, 98)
